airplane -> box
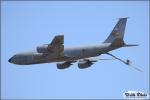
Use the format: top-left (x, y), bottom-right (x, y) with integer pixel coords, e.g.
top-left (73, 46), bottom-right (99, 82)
top-left (8, 18), bottom-right (142, 71)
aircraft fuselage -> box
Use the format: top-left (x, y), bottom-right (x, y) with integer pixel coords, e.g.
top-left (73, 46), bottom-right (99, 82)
top-left (8, 43), bottom-right (119, 65)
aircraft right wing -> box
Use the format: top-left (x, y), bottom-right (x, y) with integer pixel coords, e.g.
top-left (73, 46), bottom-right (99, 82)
top-left (56, 57), bottom-right (114, 70)
top-left (78, 57), bottom-right (115, 69)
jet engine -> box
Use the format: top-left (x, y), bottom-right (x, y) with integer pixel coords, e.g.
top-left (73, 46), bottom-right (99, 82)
top-left (78, 60), bottom-right (93, 69)
top-left (36, 45), bottom-right (49, 53)
top-left (57, 62), bottom-right (72, 69)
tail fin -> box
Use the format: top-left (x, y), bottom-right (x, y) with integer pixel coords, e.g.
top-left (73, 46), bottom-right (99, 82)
top-left (104, 18), bottom-right (128, 44)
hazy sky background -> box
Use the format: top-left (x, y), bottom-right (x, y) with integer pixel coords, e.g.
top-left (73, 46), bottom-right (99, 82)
top-left (1, 1), bottom-right (149, 99)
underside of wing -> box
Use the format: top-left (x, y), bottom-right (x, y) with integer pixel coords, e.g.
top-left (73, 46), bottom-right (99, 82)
top-left (78, 57), bottom-right (115, 69)
top-left (56, 57), bottom-right (114, 70)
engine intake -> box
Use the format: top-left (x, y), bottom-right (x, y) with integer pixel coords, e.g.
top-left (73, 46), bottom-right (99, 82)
top-left (37, 45), bottom-right (49, 53)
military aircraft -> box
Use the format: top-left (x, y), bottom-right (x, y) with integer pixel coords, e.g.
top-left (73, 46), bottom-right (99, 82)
top-left (8, 18), bottom-right (142, 71)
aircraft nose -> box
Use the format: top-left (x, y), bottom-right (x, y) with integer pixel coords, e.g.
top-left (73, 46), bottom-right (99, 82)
top-left (8, 58), bottom-right (12, 63)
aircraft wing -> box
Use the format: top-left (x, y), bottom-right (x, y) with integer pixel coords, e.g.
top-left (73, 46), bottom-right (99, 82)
top-left (77, 57), bottom-right (115, 69)
top-left (50, 35), bottom-right (64, 45)
top-left (48, 35), bottom-right (64, 54)
top-left (56, 57), bottom-right (114, 69)
top-left (79, 57), bottom-right (115, 62)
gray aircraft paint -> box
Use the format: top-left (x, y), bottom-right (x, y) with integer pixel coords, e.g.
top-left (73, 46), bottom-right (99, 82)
top-left (8, 18), bottom-right (139, 70)
top-left (9, 43), bottom-right (114, 65)
top-left (104, 18), bottom-right (127, 43)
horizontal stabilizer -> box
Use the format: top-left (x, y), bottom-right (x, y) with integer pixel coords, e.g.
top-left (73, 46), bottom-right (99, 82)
top-left (123, 44), bottom-right (139, 47)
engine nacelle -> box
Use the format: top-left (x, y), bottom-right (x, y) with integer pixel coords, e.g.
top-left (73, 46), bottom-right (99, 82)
top-left (37, 45), bottom-right (49, 53)
top-left (78, 60), bottom-right (93, 69)
top-left (57, 62), bottom-right (71, 69)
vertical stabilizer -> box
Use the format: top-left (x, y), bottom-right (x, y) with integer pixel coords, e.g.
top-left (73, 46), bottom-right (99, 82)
top-left (104, 18), bottom-right (127, 44)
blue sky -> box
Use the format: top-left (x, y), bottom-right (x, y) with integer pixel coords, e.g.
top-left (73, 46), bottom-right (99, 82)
top-left (1, 1), bottom-right (149, 99)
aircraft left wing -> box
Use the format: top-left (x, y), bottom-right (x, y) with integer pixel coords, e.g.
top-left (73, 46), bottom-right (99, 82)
top-left (50, 35), bottom-right (64, 45)
top-left (78, 57), bottom-right (115, 69)
top-left (48, 35), bottom-right (64, 54)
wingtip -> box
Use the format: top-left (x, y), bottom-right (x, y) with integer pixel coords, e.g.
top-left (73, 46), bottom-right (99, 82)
top-left (114, 17), bottom-right (130, 20)
top-left (120, 17), bottom-right (130, 19)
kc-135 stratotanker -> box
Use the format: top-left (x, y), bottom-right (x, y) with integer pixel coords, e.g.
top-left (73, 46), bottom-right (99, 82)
top-left (8, 18), bottom-right (142, 72)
